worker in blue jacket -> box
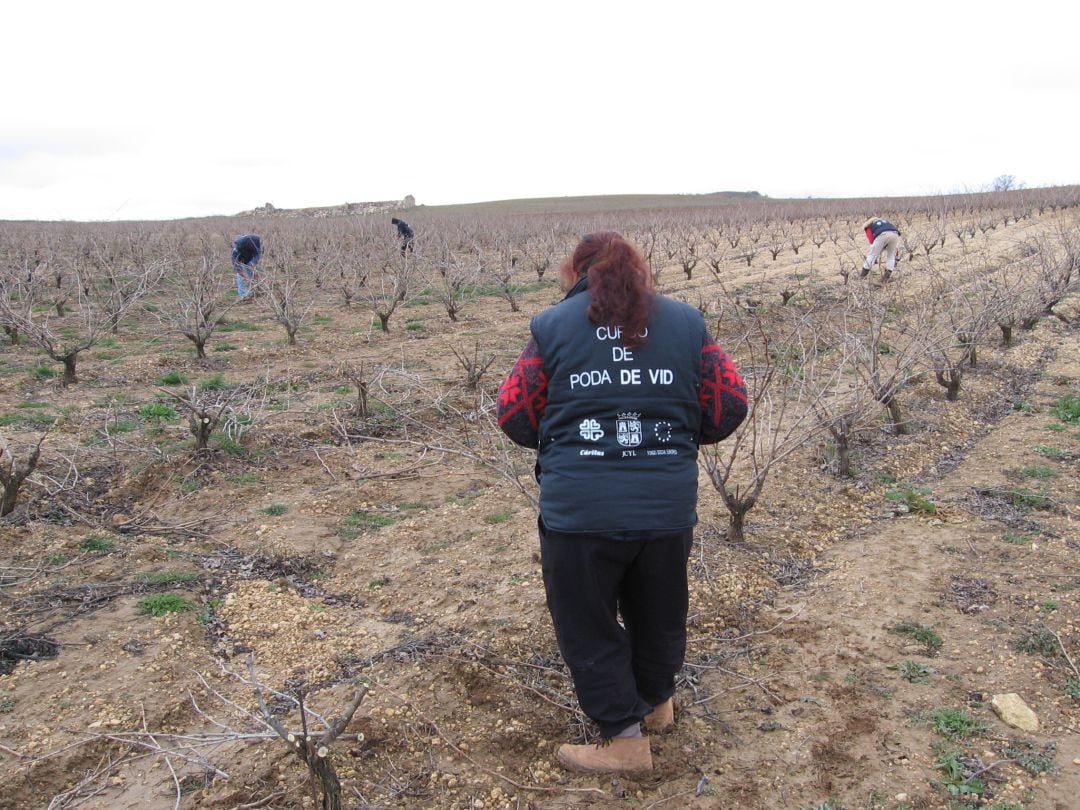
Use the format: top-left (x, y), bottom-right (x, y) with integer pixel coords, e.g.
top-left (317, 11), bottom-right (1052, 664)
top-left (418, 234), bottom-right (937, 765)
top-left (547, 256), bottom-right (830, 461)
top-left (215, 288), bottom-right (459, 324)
top-left (391, 218), bottom-right (415, 255)
top-left (231, 234), bottom-right (263, 299)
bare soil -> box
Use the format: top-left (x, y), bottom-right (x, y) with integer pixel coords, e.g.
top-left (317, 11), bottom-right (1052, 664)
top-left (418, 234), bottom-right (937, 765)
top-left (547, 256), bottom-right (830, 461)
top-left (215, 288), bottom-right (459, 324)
top-left (1, 208), bottom-right (1079, 810)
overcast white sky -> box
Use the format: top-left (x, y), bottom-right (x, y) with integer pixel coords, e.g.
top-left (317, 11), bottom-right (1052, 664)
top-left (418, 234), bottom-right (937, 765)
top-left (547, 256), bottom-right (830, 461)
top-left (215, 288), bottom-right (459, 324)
top-left (2, 1), bottom-right (1078, 221)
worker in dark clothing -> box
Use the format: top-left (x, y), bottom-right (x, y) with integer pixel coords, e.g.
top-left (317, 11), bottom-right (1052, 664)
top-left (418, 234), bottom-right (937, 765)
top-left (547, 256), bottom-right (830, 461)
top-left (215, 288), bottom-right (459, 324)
top-left (391, 217), bottom-right (415, 255)
top-left (230, 234), bottom-right (263, 299)
top-left (497, 231), bottom-right (747, 774)
top-left (860, 217), bottom-right (902, 279)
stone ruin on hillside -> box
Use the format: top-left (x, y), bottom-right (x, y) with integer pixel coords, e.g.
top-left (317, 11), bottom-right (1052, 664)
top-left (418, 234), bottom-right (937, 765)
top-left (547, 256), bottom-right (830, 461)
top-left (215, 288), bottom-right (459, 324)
top-left (239, 195), bottom-right (416, 219)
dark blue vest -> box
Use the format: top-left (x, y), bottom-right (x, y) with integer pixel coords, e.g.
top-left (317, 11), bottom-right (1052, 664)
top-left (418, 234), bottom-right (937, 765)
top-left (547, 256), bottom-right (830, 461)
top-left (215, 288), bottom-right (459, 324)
top-left (869, 219), bottom-right (900, 239)
top-left (530, 284), bottom-right (707, 534)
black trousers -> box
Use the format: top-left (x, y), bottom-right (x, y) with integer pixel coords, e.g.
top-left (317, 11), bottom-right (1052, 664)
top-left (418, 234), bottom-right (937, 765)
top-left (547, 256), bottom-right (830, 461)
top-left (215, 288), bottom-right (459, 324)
top-left (539, 519), bottom-right (694, 738)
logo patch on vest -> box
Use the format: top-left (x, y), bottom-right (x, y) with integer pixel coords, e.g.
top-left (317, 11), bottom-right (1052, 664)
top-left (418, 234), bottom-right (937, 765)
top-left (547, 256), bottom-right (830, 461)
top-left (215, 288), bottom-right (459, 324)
top-left (616, 413), bottom-right (643, 448)
top-left (578, 418), bottom-right (604, 441)
top-left (654, 421), bottom-right (673, 443)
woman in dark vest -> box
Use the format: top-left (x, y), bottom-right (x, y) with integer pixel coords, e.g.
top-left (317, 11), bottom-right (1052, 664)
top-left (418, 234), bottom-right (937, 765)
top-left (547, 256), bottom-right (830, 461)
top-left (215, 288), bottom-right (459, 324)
top-left (860, 216), bottom-right (902, 279)
top-left (497, 231), bottom-right (747, 772)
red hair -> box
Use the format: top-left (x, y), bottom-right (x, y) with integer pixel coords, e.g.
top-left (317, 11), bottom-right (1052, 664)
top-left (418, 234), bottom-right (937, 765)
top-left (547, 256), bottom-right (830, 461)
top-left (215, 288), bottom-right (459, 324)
top-left (559, 232), bottom-right (654, 349)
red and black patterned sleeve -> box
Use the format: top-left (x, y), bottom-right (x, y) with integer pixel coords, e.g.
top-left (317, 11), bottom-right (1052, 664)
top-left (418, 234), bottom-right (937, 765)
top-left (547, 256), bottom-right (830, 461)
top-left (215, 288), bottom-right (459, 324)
top-left (699, 337), bottom-right (748, 444)
top-left (497, 337), bottom-right (549, 449)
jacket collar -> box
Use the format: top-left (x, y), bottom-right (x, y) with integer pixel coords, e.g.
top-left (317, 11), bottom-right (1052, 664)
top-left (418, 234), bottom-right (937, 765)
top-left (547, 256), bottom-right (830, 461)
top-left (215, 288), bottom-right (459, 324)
top-left (564, 275), bottom-right (588, 300)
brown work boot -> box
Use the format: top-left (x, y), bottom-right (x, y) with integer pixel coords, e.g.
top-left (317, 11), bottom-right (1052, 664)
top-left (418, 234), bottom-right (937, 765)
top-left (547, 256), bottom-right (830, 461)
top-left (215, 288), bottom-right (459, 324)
top-left (644, 697), bottom-right (675, 732)
top-left (556, 735), bottom-right (652, 773)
